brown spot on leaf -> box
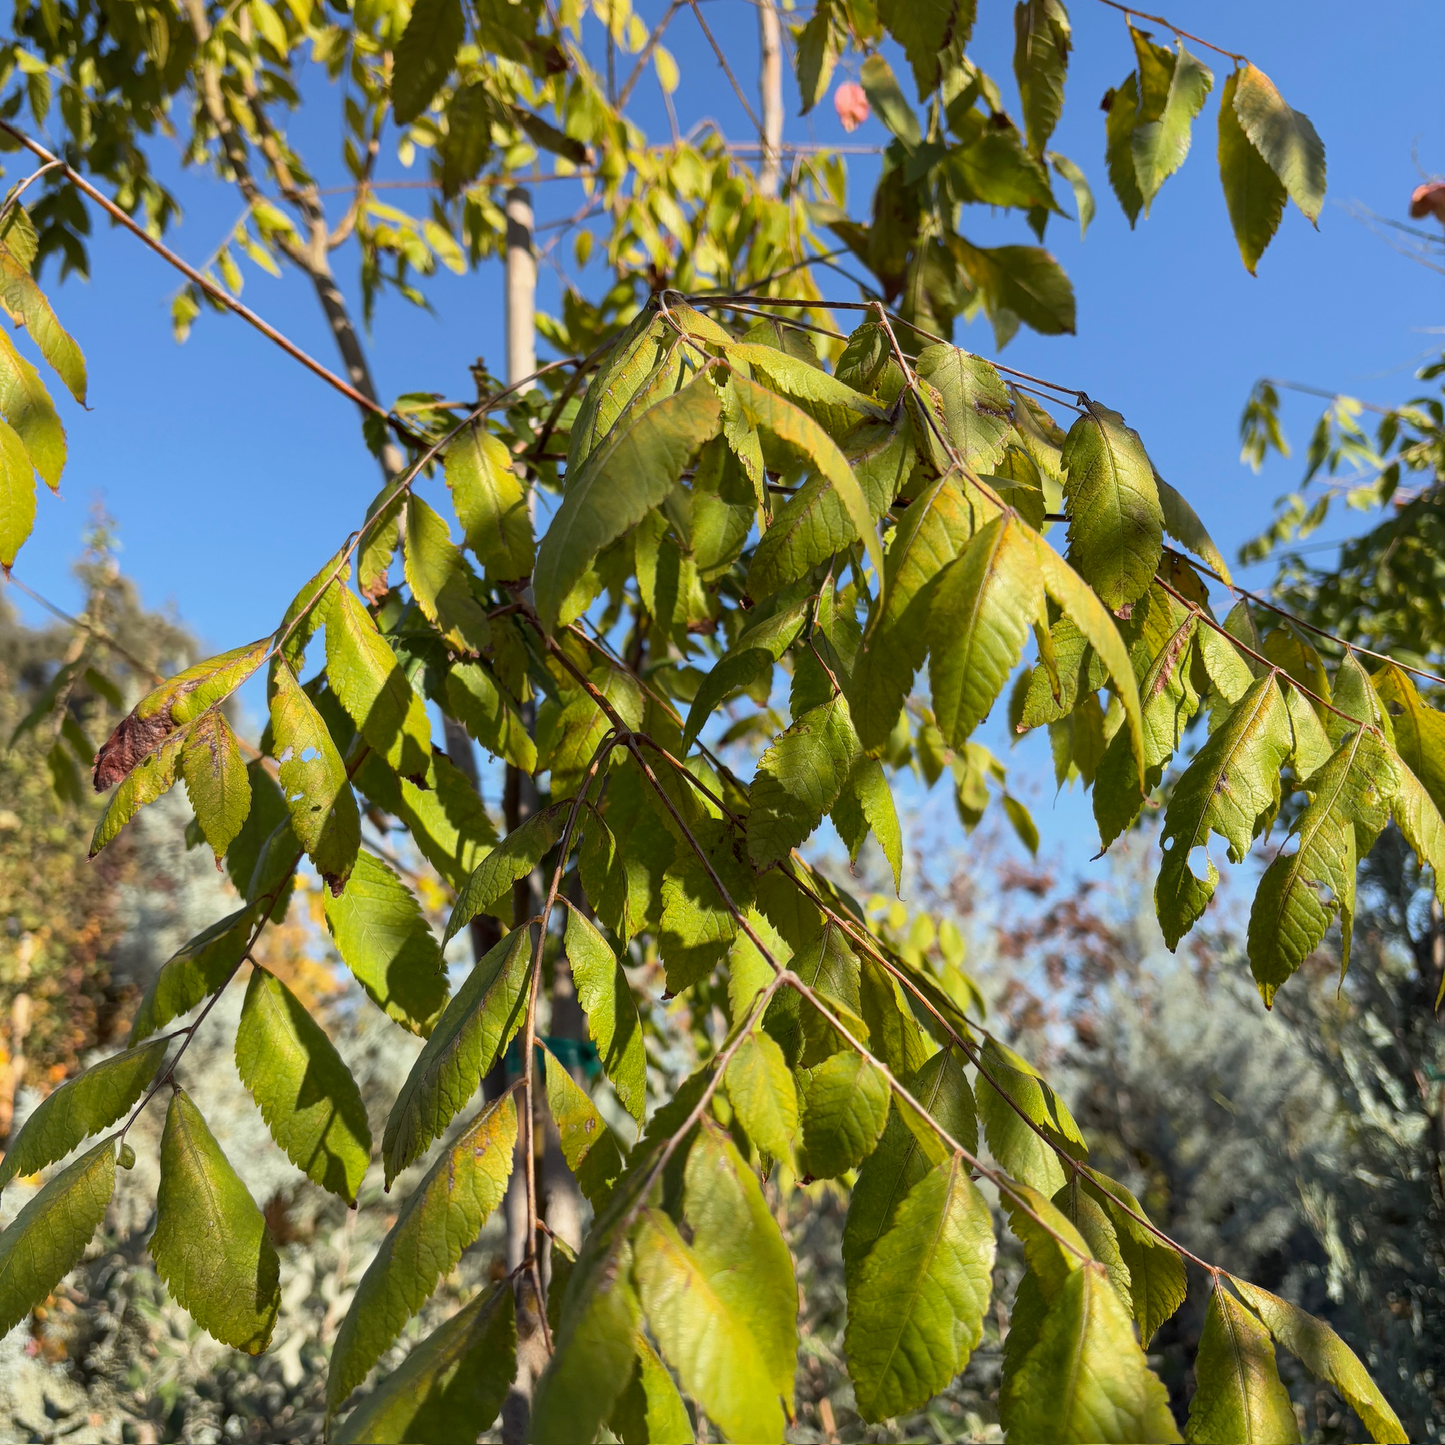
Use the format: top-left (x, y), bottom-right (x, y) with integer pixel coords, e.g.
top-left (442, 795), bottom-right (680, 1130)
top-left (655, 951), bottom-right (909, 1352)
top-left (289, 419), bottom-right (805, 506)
top-left (92, 710), bottom-right (174, 791)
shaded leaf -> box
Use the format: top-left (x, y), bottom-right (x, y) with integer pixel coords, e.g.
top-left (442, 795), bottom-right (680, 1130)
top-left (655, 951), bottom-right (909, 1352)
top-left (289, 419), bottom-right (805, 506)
top-left (445, 420), bottom-right (534, 581)
top-left (151, 1089), bottom-right (279, 1354)
top-left (0, 1140), bottom-right (115, 1338)
top-left (323, 850), bottom-right (449, 1036)
top-left (1185, 1286), bottom-right (1299, 1445)
top-left (392, 0), bottom-right (463, 124)
top-left (797, 1049), bottom-right (890, 1178)
top-left (335, 1283), bottom-right (515, 1444)
top-left (565, 907), bottom-right (646, 1122)
top-left (1218, 70), bottom-right (1286, 275)
top-left (235, 967), bottom-right (371, 1205)
top-left (404, 495), bottom-right (492, 655)
top-left (444, 801), bottom-right (570, 944)
top-left (382, 927), bottom-right (531, 1184)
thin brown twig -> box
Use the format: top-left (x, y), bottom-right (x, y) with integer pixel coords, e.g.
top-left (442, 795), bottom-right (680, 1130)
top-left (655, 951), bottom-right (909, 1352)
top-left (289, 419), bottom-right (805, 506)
top-left (1163, 546), bottom-right (1445, 691)
top-left (686, 0), bottom-right (766, 140)
top-left (0, 122), bottom-right (424, 441)
top-left (1094, 0), bottom-right (1246, 63)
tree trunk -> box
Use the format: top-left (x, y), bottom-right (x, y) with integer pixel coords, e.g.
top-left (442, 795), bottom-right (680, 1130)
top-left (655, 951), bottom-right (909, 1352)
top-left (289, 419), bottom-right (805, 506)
top-left (757, 0), bottom-right (785, 199)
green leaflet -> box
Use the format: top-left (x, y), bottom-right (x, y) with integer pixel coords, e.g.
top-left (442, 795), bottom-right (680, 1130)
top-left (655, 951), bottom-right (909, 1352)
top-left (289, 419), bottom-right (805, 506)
top-left (1093, 613), bottom-right (1198, 849)
top-left (851, 470), bottom-right (997, 751)
top-left (443, 801), bottom-right (570, 944)
top-left (180, 709), bottom-right (251, 862)
top-left (0, 1140), bottom-right (115, 1338)
top-left (928, 513), bottom-right (1040, 750)
top-left (1247, 728), bottom-right (1397, 1004)
top-left (1000, 1182), bottom-right (1091, 1301)
top-left (1375, 662), bottom-right (1445, 813)
top-left (1185, 1287), bottom-right (1299, 1445)
top-left (323, 850), bottom-right (448, 1037)
top-left (877, 0), bottom-right (975, 96)
top-left (0, 240), bottom-right (86, 404)
top-left (634, 1192), bottom-right (789, 1442)
top-left (681, 648), bottom-right (774, 756)
top-left (445, 660), bottom-right (537, 772)
top-left (0, 327), bottom-right (64, 489)
top-left (334, 1283), bottom-right (516, 1445)
top-left (1156, 674), bottom-right (1292, 951)
top-left (658, 817), bottom-right (756, 992)
top-left (724, 1031), bottom-right (797, 1160)
top-left (747, 694), bottom-right (862, 866)
top-left (325, 586), bottom-right (433, 779)
top-left (746, 418), bottom-right (911, 602)
top-left (845, 1155), bottom-right (995, 1423)
top-left (274, 543), bottom-right (350, 675)
top-left (684, 1124), bottom-right (798, 1401)
top-left (1218, 70), bottom-right (1287, 275)
top-left (130, 906), bottom-right (257, 1043)
top-left (727, 907), bottom-right (790, 1026)
top-left (1080, 1166), bottom-right (1187, 1346)
top-left (89, 724), bottom-right (187, 856)
top-left (727, 371), bottom-right (886, 593)
top-left (404, 494), bottom-right (492, 655)
top-left (536, 665), bottom-right (641, 798)
top-left (1228, 1278), bottom-right (1406, 1444)
top-left (0, 1039), bottom-right (165, 1192)
top-left (843, 1046), bottom-right (979, 1285)
top-left (391, 0), bottom-right (464, 117)
top-left (1004, 1263), bottom-right (1180, 1442)
top-left (1157, 474), bottom-right (1232, 584)
top-left (914, 344), bottom-right (1014, 472)
top-left (235, 967), bottom-right (371, 1205)
top-left (1053, 1177), bottom-right (1133, 1306)
top-left (269, 660), bottom-right (359, 894)
top-left (328, 1095), bottom-right (517, 1417)
top-left (564, 906), bottom-right (646, 1122)
top-left (536, 377), bottom-right (722, 631)
top-left (1393, 754), bottom-right (1445, 909)
top-left (1232, 63), bottom-right (1326, 224)
top-left (786, 921), bottom-right (867, 1068)
top-left (531, 1186), bottom-right (643, 1445)
top-left (151, 1089), bottom-right (280, 1354)
top-left (609, 1335), bottom-right (695, 1444)
top-left (1060, 402), bottom-right (1162, 611)
top-left (543, 1044), bottom-right (626, 1206)
top-left (975, 1036), bottom-right (1085, 1195)
top-left (444, 420), bottom-right (534, 580)
top-left (1132, 43), bottom-right (1213, 211)
top-left (728, 340), bottom-right (884, 438)
top-left (832, 756), bottom-right (904, 891)
top-left (566, 309), bottom-right (674, 474)
top-left (353, 750), bottom-right (496, 892)
top-left (382, 926), bottom-right (531, 1183)
top-left (1014, 0), bottom-right (1070, 156)
top-left (796, 1049), bottom-right (890, 1179)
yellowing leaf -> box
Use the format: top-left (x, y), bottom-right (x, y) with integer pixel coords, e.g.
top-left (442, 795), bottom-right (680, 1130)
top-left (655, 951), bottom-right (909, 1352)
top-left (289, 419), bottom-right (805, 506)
top-left (1229, 1277), bottom-right (1406, 1444)
top-left (1232, 63), bottom-right (1326, 224)
top-left (444, 421), bottom-right (534, 581)
top-left (1218, 69), bottom-right (1287, 275)
top-left (929, 513), bottom-right (1040, 749)
top-left (1186, 1287), bottom-right (1299, 1445)
top-left (325, 586), bottom-right (433, 779)
top-left (724, 1031), bottom-right (797, 1160)
top-left (0, 328), bottom-right (63, 490)
top-left (404, 495), bottom-right (492, 655)
top-left (270, 659), bottom-right (359, 893)
top-left (0, 416), bottom-right (35, 570)
top-left (328, 1095), bottom-right (516, 1416)
top-left (845, 1155), bottom-right (995, 1422)
top-left (1059, 402), bottom-right (1163, 611)
top-left (0, 240), bottom-right (86, 403)
top-left (536, 377), bottom-right (721, 631)
top-left (180, 709), bottom-right (252, 862)
top-left (797, 1049), bottom-right (890, 1179)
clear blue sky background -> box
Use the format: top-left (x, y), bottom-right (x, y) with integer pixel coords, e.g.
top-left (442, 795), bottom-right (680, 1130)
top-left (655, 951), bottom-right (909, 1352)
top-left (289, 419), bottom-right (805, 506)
top-left (7, 0), bottom-right (1444, 859)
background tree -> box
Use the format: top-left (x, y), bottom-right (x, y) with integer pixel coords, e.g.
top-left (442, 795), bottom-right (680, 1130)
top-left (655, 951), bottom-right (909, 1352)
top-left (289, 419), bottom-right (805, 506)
top-left (0, 2), bottom-right (1429, 1444)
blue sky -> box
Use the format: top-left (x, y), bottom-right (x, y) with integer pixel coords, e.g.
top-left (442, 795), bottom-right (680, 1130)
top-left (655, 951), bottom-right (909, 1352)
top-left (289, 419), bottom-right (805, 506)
top-left (7, 0), bottom-right (1444, 861)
